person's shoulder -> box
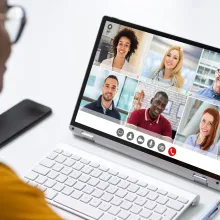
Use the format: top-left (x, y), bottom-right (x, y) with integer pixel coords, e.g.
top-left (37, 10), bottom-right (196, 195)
top-left (84, 101), bottom-right (96, 109)
top-left (133, 109), bottom-right (145, 115)
top-left (124, 60), bottom-right (135, 72)
top-left (195, 87), bottom-right (209, 95)
top-left (101, 58), bottom-right (112, 65)
top-left (160, 114), bottom-right (171, 125)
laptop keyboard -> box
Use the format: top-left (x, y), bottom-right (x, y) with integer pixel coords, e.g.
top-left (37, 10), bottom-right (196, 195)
top-left (24, 145), bottom-right (199, 220)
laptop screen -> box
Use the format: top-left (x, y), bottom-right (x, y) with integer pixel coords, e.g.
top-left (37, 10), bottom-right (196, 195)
top-left (71, 16), bottom-right (220, 179)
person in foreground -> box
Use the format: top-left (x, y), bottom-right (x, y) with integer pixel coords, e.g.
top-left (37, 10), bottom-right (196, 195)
top-left (0, 1), bottom-right (62, 219)
top-left (84, 75), bottom-right (121, 120)
top-left (184, 108), bottom-right (219, 157)
top-left (127, 91), bottom-right (172, 138)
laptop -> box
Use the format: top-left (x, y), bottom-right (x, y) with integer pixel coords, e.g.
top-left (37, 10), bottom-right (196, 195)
top-left (24, 16), bottom-right (220, 220)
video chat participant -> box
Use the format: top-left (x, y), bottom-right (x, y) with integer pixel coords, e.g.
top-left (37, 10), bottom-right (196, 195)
top-left (0, 1), bottom-right (62, 219)
top-left (184, 108), bottom-right (219, 157)
top-left (84, 75), bottom-right (121, 120)
top-left (151, 45), bottom-right (184, 89)
top-left (193, 67), bottom-right (220, 101)
top-left (127, 91), bottom-right (172, 138)
top-left (100, 28), bottom-right (139, 75)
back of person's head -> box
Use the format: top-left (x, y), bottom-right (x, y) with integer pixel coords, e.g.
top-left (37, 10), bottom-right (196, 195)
top-left (201, 108), bottom-right (220, 150)
top-left (104, 75), bottom-right (119, 86)
top-left (113, 28), bottom-right (138, 60)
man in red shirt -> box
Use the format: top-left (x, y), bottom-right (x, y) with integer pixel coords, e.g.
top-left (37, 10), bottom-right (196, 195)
top-left (128, 91), bottom-right (172, 138)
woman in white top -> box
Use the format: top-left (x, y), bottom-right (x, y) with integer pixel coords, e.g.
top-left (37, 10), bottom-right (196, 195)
top-left (151, 45), bottom-right (184, 89)
top-left (100, 28), bottom-right (138, 76)
top-left (184, 108), bottom-right (219, 158)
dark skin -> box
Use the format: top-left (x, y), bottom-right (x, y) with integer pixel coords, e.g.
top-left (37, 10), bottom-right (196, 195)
top-left (149, 94), bottom-right (168, 120)
top-left (0, 0), bottom-right (11, 92)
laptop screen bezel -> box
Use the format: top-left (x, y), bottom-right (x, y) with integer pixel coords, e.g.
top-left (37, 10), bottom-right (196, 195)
top-left (70, 16), bottom-right (220, 181)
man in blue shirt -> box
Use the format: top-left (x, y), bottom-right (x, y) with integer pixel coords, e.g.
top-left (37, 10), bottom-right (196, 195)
top-left (84, 75), bottom-right (121, 120)
top-left (192, 68), bottom-right (220, 102)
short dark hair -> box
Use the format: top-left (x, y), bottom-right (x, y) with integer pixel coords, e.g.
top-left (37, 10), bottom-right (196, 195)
top-left (113, 28), bottom-right (138, 60)
top-left (104, 75), bottom-right (119, 86)
top-left (154, 91), bottom-right (169, 101)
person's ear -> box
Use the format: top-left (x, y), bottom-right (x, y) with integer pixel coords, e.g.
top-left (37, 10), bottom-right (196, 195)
top-left (150, 98), bottom-right (153, 104)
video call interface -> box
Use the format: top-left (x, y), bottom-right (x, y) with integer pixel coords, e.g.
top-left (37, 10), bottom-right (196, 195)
top-left (78, 20), bottom-right (220, 161)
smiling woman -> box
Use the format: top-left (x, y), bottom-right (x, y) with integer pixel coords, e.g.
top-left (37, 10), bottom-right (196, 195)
top-left (151, 45), bottom-right (184, 89)
top-left (184, 108), bottom-right (220, 157)
top-left (100, 28), bottom-right (139, 75)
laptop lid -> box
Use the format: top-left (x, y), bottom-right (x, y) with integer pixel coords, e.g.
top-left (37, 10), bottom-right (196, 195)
top-left (70, 16), bottom-right (220, 191)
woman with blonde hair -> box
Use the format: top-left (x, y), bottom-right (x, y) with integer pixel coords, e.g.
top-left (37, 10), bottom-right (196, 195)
top-left (151, 45), bottom-right (184, 89)
top-left (184, 108), bottom-right (220, 157)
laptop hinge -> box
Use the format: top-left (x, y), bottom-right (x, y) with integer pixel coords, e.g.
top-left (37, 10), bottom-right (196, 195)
top-left (193, 174), bottom-right (207, 185)
top-left (81, 131), bottom-right (94, 141)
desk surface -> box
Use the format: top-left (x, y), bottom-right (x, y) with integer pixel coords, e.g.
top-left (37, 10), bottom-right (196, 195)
top-left (1, 0), bottom-right (220, 219)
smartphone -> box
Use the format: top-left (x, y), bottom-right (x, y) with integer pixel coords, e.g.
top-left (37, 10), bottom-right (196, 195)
top-left (0, 99), bottom-right (52, 148)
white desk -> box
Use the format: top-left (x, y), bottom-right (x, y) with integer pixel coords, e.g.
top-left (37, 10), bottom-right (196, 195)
top-left (1, 0), bottom-right (220, 219)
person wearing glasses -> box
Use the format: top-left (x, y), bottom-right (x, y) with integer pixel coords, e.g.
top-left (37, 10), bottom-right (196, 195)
top-left (192, 67), bottom-right (220, 102)
top-left (0, 1), bottom-right (62, 219)
top-left (100, 28), bottom-right (139, 77)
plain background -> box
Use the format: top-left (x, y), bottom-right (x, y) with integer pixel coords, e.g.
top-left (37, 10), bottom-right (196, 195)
top-left (1, 0), bottom-right (220, 219)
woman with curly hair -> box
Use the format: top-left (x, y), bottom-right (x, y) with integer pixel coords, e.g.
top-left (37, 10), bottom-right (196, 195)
top-left (151, 45), bottom-right (184, 89)
top-left (100, 28), bottom-right (138, 75)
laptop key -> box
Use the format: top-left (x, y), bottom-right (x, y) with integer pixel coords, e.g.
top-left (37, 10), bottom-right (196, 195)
top-left (40, 158), bottom-right (55, 168)
top-left (177, 197), bottom-right (189, 204)
top-left (127, 177), bottom-right (138, 184)
top-left (157, 195), bottom-right (169, 205)
top-left (127, 214), bottom-right (140, 220)
top-left (46, 151), bottom-right (58, 160)
top-left (55, 155), bottom-right (66, 164)
top-left (149, 213), bottom-right (162, 220)
top-left (108, 205), bottom-right (120, 216)
top-left (62, 151), bottom-right (72, 157)
top-left (139, 208), bottom-right (152, 219)
top-left (163, 209), bottom-right (177, 220)
top-left (166, 200), bottom-right (184, 211)
top-left (63, 158), bottom-right (75, 167)
top-left (52, 163), bottom-right (63, 172)
top-left (89, 197), bottom-right (101, 207)
top-left (53, 193), bottom-right (103, 219)
top-left (71, 154), bottom-right (81, 161)
top-left (33, 165), bottom-right (50, 176)
top-left (54, 148), bottom-right (63, 154)
top-left (154, 204), bottom-right (167, 214)
top-left (25, 171), bottom-right (38, 181)
top-left (45, 188), bottom-right (57, 200)
top-left (71, 190), bottom-right (83, 199)
top-left (99, 213), bottom-right (115, 220)
top-left (80, 158), bottom-right (90, 165)
top-left (167, 193), bottom-right (178, 200)
top-left (117, 209), bottom-right (130, 219)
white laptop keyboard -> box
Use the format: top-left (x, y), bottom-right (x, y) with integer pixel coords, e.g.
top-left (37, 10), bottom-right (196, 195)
top-left (24, 143), bottom-right (199, 220)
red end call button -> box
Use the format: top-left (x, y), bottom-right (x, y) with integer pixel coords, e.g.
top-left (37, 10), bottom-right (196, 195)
top-left (168, 147), bottom-right (176, 156)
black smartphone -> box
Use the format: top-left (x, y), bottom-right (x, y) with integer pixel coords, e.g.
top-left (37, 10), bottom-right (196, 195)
top-left (0, 99), bottom-right (52, 148)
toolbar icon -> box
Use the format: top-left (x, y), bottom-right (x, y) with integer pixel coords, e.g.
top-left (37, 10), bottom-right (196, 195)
top-left (168, 147), bottom-right (176, 156)
top-left (147, 139), bottom-right (155, 148)
top-left (137, 135), bottom-right (145, 144)
top-left (116, 128), bottom-right (124, 137)
top-left (127, 132), bottom-right (134, 141)
top-left (157, 143), bottom-right (166, 152)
